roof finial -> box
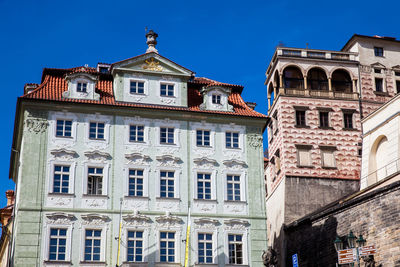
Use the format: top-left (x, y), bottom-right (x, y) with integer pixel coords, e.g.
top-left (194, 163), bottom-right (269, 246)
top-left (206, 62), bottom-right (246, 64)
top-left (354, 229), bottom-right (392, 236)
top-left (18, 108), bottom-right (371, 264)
top-left (146, 29), bottom-right (158, 54)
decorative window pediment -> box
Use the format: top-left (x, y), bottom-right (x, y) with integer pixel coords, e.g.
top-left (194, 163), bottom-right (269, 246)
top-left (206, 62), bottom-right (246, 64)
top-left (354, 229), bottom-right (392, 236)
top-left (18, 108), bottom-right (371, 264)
top-left (223, 159), bottom-right (248, 169)
top-left (63, 71), bottom-right (100, 100)
top-left (155, 212), bottom-right (183, 228)
top-left (84, 150), bottom-right (112, 162)
top-left (46, 212), bottom-right (75, 224)
top-left (125, 152), bottom-right (151, 164)
top-left (224, 219), bottom-right (250, 230)
top-left (193, 157), bottom-right (218, 168)
top-left (156, 154), bottom-right (182, 166)
top-left (194, 218), bottom-right (220, 229)
top-left (123, 211), bottom-right (152, 226)
top-left (50, 148), bottom-right (78, 160)
top-left (200, 86), bottom-right (233, 112)
top-left (370, 62), bottom-right (386, 69)
top-left (81, 214), bottom-right (110, 225)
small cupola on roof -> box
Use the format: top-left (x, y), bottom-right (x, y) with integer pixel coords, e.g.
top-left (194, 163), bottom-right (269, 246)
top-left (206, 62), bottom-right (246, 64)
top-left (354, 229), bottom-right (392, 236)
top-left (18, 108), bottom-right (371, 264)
top-left (200, 84), bottom-right (233, 112)
top-left (63, 68), bottom-right (99, 100)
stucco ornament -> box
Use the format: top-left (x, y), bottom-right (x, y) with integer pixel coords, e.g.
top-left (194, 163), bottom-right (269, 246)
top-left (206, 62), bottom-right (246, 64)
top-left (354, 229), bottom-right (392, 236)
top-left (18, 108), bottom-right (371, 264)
top-left (46, 212), bottom-right (75, 225)
top-left (142, 58), bottom-right (163, 72)
top-left (223, 159), bottom-right (247, 169)
top-left (125, 153), bottom-right (151, 164)
top-left (194, 218), bottom-right (219, 230)
top-left (224, 219), bottom-right (250, 230)
top-left (84, 150), bottom-right (111, 162)
top-left (25, 117), bottom-right (48, 133)
top-left (262, 247), bottom-right (278, 267)
top-left (156, 155), bottom-right (182, 166)
top-left (81, 214), bottom-right (109, 225)
top-left (155, 212), bottom-right (183, 228)
top-left (123, 211), bottom-right (152, 226)
top-left (50, 148), bottom-right (78, 160)
top-left (49, 197), bottom-right (72, 207)
top-left (247, 134), bottom-right (263, 148)
top-left (193, 157), bottom-right (218, 168)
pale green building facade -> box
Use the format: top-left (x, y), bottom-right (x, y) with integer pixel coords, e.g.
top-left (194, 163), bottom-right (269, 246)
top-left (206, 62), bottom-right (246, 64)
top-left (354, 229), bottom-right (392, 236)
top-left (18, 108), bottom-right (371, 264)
top-left (9, 32), bottom-right (267, 267)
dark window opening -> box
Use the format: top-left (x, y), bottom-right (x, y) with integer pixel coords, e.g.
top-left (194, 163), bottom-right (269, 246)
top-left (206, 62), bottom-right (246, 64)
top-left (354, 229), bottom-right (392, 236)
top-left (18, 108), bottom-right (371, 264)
top-left (295, 110), bottom-right (306, 126)
top-left (283, 67), bottom-right (304, 89)
top-left (307, 68), bottom-right (328, 90)
top-left (374, 47), bottom-right (384, 57)
top-left (343, 113), bottom-right (353, 129)
top-left (319, 112), bottom-right (329, 128)
top-left (375, 78), bottom-right (383, 92)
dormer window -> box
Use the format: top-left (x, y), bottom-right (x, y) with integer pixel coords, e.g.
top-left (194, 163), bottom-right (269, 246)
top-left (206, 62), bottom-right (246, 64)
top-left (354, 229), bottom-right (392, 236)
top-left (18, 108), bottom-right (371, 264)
top-left (130, 81), bottom-right (145, 94)
top-left (160, 83), bottom-right (174, 96)
top-left (77, 82), bottom-right (87, 92)
top-left (212, 94), bottom-right (221, 104)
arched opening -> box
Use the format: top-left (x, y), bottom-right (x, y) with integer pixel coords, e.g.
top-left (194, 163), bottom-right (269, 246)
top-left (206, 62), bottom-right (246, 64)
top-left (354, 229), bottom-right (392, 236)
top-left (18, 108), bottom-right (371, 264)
top-left (274, 71), bottom-right (280, 89)
top-left (307, 68), bottom-right (328, 90)
top-left (268, 82), bottom-right (275, 107)
top-left (331, 69), bottom-right (352, 92)
top-left (283, 66), bottom-right (303, 89)
top-left (368, 135), bottom-right (389, 185)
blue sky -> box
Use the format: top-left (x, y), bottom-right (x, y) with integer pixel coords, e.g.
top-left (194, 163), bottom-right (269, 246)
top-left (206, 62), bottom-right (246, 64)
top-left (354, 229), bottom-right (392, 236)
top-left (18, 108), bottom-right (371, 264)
top-left (0, 0), bottom-right (399, 207)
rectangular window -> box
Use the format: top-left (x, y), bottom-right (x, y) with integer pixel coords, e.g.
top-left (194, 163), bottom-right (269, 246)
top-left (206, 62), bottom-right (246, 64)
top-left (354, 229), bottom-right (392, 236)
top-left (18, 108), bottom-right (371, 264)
top-left (160, 84), bottom-right (174, 96)
top-left (395, 72), bottom-right (400, 77)
top-left (89, 122), bottom-right (105, 139)
top-left (226, 132), bottom-right (239, 148)
top-left (196, 130), bottom-right (210, 146)
top-left (129, 125), bottom-right (144, 142)
top-left (375, 78), bottom-right (383, 92)
top-left (127, 231), bottom-right (143, 262)
top-left (53, 165), bottom-right (70, 194)
top-left (87, 167), bottom-right (103, 195)
top-left (130, 81), bottom-right (145, 94)
top-left (56, 120), bottom-right (72, 137)
top-left (227, 175), bottom-right (241, 201)
top-left (319, 112), bottom-right (329, 128)
top-left (396, 81), bottom-right (400, 94)
top-left (212, 94), bottom-right (221, 104)
top-left (374, 47), bottom-right (384, 57)
top-left (84, 229), bottom-right (101, 262)
top-left (77, 82), bottom-right (87, 92)
top-left (128, 169), bottom-right (144, 197)
top-left (160, 232), bottom-right (175, 262)
top-left (197, 173), bottom-right (211, 200)
top-left (343, 113), bottom-right (353, 129)
top-left (321, 150), bottom-right (336, 168)
top-left (297, 148), bottom-right (311, 166)
top-left (228, 234), bottom-right (243, 264)
top-left (49, 228), bottom-right (67, 261)
top-left (160, 127), bottom-right (174, 144)
top-left (374, 68), bottom-right (382, 74)
top-left (160, 171), bottom-right (174, 198)
top-left (295, 110), bottom-right (306, 126)
top-left (198, 233), bottom-right (213, 263)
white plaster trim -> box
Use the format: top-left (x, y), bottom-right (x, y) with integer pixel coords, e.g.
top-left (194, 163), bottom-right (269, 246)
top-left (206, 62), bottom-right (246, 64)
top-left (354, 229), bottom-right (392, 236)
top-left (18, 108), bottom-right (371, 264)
top-left (193, 228), bottom-right (218, 265)
top-left (82, 162), bottom-right (110, 196)
top-left (155, 119), bottom-right (181, 148)
top-left (47, 160), bottom-right (76, 195)
top-left (123, 163), bottom-right (150, 197)
top-left (84, 150), bottom-right (111, 163)
top-left (222, 169), bottom-right (247, 202)
top-left (42, 217), bottom-right (74, 262)
top-left (120, 227), bottom-right (150, 263)
top-left (155, 229), bottom-right (182, 264)
top-left (223, 230), bottom-right (249, 265)
top-left (84, 114), bottom-right (111, 150)
top-left (123, 116), bottom-right (151, 147)
top-left (48, 112), bottom-right (78, 147)
top-left (80, 222), bottom-right (108, 262)
top-left (155, 167), bottom-right (181, 199)
top-left (192, 167), bottom-right (217, 201)
top-left (50, 148), bottom-right (78, 160)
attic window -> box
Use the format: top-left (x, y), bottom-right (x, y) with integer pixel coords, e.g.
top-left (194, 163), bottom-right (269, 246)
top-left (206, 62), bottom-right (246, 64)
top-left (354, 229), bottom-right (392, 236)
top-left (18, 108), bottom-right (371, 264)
top-left (374, 47), bottom-right (384, 57)
top-left (160, 83), bottom-right (174, 96)
top-left (130, 81), bottom-right (145, 94)
top-left (77, 82), bottom-right (87, 92)
top-left (212, 94), bottom-right (221, 104)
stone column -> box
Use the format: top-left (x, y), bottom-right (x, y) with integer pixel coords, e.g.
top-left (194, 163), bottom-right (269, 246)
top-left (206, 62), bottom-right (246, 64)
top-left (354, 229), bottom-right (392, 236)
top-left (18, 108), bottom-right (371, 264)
top-left (279, 74), bottom-right (284, 94)
top-left (328, 77), bottom-right (334, 97)
top-left (352, 79), bottom-right (357, 93)
top-left (304, 76), bottom-right (309, 96)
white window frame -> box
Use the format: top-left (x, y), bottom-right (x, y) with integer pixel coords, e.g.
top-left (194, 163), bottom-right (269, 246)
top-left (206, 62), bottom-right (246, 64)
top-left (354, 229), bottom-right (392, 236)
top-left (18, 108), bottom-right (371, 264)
top-left (211, 94), bottom-right (222, 105)
top-left (43, 222), bottom-right (73, 262)
top-left (80, 226), bottom-right (107, 263)
top-left (124, 166), bottom-right (149, 197)
top-left (194, 229), bottom-right (218, 264)
top-left (159, 82), bottom-right (176, 97)
top-left (77, 81), bottom-right (88, 93)
top-left (122, 227), bottom-right (149, 263)
top-left (55, 119), bottom-right (73, 138)
top-left (75, 79), bottom-right (91, 95)
top-left (190, 122), bottom-right (216, 152)
top-left (196, 129), bottom-right (212, 147)
top-left (159, 127), bottom-right (175, 145)
top-left (129, 79), bottom-right (146, 95)
top-left (193, 168), bottom-right (217, 201)
top-left (83, 163), bottom-right (110, 196)
top-left (156, 120), bottom-right (181, 147)
top-left (221, 124), bottom-right (245, 152)
top-left (89, 121), bottom-right (106, 140)
top-left (129, 124), bottom-right (145, 143)
top-left (225, 131), bottom-right (240, 149)
top-left (156, 230), bottom-right (181, 263)
top-left (223, 170), bottom-right (246, 202)
top-left (50, 112), bottom-right (78, 143)
top-left (48, 160), bottom-right (76, 194)
top-left (84, 114), bottom-right (111, 146)
top-left (224, 230), bottom-right (249, 265)
top-left (124, 117), bottom-right (150, 146)
top-left (156, 167), bottom-right (181, 199)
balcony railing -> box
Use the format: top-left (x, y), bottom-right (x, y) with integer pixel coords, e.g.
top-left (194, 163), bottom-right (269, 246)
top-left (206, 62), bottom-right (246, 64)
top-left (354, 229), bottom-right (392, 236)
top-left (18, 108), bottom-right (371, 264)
top-left (283, 88), bottom-right (358, 100)
top-left (278, 48), bottom-right (356, 61)
top-left (362, 158), bottom-right (400, 186)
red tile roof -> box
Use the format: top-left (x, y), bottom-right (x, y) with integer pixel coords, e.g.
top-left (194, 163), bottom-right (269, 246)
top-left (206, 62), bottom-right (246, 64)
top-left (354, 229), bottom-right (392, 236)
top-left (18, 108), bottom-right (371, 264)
top-left (23, 67), bottom-right (266, 118)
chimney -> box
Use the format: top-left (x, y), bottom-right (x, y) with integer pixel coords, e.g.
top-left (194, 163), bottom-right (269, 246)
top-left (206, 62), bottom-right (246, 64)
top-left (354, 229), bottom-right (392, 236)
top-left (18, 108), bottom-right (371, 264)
top-left (146, 30), bottom-right (159, 53)
top-left (6, 190), bottom-right (14, 206)
top-left (246, 102), bottom-right (257, 110)
top-left (24, 83), bottom-right (39, 94)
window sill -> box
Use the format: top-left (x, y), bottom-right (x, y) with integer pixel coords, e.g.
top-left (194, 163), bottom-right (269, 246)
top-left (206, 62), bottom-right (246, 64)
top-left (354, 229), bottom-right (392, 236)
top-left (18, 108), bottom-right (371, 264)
top-left (88, 138), bottom-right (106, 141)
top-left (197, 145), bottom-right (213, 148)
top-left (128, 141), bottom-right (147, 144)
top-left (79, 261), bottom-right (106, 266)
top-left (154, 263), bottom-right (181, 267)
top-left (124, 196), bottom-right (149, 200)
top-left (373, 91), bottom-right (389, 96)
top-left (296, 165), bottom-right (315, 168)
top-left (193, 198), bottom-right (217, 203)
top-left (82, 194), bottom-right (109, 198)
top-left (294, 125), bottom-right (310, 129)
top-left (159, 143), bottom-right (176, 146)
top-left (55, 136), bottom-right (74, 139)
top-left (318, 126), bottom-right (334, 130)
top-left (225, 147), bottom-right (241, 150)
top-left (342, 128), bottom-right (358, 131)
top-left (122, 262), bottom-right (149, 267)
top-left (156, 197), bottom-right (180, 201)
top-left (48, 192), bottom-right (75, 197)
top-left (194, 264), bottom-right (219, 267)
top-left (44, 261), bottom-right (72, 265)
top-left (224, 200), bottom-right (247, 204)
top-left (322, 166), bottom-right (337, 170)
top-left (160, 95), bottom-right (176, 98)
